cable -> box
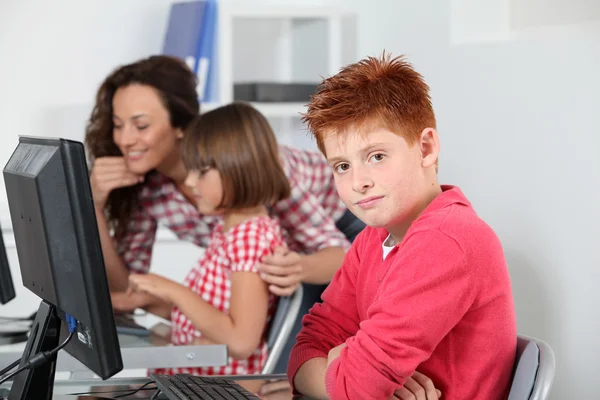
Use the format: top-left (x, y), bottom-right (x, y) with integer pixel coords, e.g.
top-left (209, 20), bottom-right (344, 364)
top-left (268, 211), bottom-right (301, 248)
top-left (0, 364), bottom-right (27, 386)
top-left (0, 359), bottom-right (20, 378)
top-left (0, 314), bottom-right (77, 386)
top-left (0, 311), bottom-right (36, 322)
top-left (0, 316), bottom-right (31, 322)
top-left (66, 382), bottom-right (156, 396)
top-left (113, 381), bottom-right (157, 398)
top-left (0, 332), bottom-right (73, 385)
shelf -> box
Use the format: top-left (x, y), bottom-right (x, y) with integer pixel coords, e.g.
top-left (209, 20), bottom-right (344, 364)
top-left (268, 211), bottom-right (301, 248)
top-left (202, 102), bottom-right (307, 117)
top-left (220, 4), bottom-right (345, 19)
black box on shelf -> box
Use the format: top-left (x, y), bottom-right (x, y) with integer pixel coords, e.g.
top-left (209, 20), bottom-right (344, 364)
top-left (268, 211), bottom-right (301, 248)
top-left (234, 82), bottom-right (319, 102)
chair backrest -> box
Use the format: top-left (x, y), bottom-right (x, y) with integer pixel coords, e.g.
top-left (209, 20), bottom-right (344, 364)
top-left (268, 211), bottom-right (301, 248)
top-left (262, 285), bottom-right (303, 374)
top-left (507, 334), bottom-right (556, 400)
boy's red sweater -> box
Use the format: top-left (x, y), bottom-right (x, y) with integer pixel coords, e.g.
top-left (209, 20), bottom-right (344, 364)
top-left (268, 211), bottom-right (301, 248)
top-left (288, 186), bottom-right (516, 400)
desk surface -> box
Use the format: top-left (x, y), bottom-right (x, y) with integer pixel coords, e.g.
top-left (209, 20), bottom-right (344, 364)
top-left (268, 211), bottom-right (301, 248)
top-left (0, 319), bottom-right (228, 379)
top-left (2, 375), bottom-right (318, 399)
top-left (9, 374), bottom-right (310, 399)
top-left (0, 317), bottom-right (314, 399)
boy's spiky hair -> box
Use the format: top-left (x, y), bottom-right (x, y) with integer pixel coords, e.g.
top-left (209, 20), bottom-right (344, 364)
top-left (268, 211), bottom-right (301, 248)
top-left (302, 52), bottom-right (436, 155)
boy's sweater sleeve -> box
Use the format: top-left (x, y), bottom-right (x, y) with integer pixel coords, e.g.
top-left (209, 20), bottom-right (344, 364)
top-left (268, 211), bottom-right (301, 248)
top-left (287, 238), bottom-right (362, 388)
top-left (325, 230), bottom-right (476, 400)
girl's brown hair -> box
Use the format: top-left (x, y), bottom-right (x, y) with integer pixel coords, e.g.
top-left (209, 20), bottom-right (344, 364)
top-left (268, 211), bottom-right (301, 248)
top-left (85, 55), bottom-right (199, 238)
top-left (182, 102), bottom-right (290, 209)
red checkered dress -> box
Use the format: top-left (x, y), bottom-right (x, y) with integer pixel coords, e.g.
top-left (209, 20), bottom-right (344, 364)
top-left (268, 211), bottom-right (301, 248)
top-left (116, 145), bottom-right (350, 275)
top-left (154, 216), bottom-right (282, 376)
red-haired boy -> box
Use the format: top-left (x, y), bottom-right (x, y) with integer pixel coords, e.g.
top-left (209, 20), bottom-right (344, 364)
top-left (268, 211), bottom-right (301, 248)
top-left (287, 53), bottom-right (517, 400)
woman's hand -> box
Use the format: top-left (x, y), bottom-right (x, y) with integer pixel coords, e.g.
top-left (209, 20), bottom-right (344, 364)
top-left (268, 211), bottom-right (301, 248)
top-left (128, 273), bottom-right (178, 303)
top-left (90, 156), bottom-right (143, 209)
top-left (258, 246), bottom-right (303, 296)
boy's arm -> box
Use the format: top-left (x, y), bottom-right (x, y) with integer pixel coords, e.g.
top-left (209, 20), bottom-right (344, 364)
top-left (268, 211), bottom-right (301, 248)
top-left (287, 238), bottom-right (362, 398)
top-left (325, 230), bottom-right (476, 399)
top-left (293, 358), bottom-right (329, 400)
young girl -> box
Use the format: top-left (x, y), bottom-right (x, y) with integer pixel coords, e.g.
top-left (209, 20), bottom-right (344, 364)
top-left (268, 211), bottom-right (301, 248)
top-left (126, 102), bottom-right (290, 378)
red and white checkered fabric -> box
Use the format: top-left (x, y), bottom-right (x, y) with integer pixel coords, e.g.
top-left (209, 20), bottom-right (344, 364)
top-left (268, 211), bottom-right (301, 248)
top-left (154, 216), bottom-right (283, 376)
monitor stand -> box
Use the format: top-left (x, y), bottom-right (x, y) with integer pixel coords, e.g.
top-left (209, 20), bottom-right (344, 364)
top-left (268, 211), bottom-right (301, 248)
top-left (8, 300), bottom-right (60, 400)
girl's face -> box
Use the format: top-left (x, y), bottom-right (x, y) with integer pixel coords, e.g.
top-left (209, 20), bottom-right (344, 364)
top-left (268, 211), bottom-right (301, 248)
top-left (184, 168), bottom-right (224, 215)
top-left (112, 84), bottom-right (183, 175)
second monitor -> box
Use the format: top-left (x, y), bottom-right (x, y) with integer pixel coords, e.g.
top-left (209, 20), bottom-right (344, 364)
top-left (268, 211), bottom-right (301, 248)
top-left (0, 222), bottom-right (15, 305)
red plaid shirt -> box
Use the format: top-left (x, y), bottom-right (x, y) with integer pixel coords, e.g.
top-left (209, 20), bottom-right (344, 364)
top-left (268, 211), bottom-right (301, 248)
top-left (116, 145), bottom-right (350, 274)
top-left (154, 216), bottom-right (282, 376)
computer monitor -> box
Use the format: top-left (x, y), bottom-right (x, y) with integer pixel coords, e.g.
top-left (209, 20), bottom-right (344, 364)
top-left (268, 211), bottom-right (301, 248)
top-left (3, 136), bottom-right (123, 399)
top-left (0, 224), bottom-right (16, 305)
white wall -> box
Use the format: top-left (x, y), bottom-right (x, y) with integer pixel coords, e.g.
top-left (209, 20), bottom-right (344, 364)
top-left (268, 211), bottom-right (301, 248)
top-left (0, 0), bottom-right (175, 205)
top-left (0, 0), bottom-right (198, 313)
top-left (345, 0), bottom-right (599, 398)
top-left (1, 0), bottom-right (599, 398)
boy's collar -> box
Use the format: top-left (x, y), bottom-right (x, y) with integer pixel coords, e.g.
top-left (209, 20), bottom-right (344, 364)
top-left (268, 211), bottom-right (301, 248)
top-left (377, 185), bottom-right (470, 241)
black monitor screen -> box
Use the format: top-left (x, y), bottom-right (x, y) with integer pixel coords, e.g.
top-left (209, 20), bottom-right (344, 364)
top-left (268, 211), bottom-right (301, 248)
top-left (3, 136), bottom-right (122, 381)
top-left (0, 224), bottom-right (16, 305)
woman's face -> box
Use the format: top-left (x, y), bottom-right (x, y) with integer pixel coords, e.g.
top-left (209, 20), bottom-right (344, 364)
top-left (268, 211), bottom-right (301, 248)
top-left (112, 84), bottom-right (183, 175)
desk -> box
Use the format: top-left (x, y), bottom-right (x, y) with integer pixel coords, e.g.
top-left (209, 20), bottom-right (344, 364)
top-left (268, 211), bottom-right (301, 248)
top-left (1, 374), bottom-right (301, 399)
top-left (0, 321), bottom-right (315, 399)
top-left (0, 322), bottom-right (227, 380)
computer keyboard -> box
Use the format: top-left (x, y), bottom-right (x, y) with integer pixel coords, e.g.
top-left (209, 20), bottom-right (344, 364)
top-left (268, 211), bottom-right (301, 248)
top-left (113, 313), bottom-right (151, 336)
top-left (151, 373), bottom-right (261, 400)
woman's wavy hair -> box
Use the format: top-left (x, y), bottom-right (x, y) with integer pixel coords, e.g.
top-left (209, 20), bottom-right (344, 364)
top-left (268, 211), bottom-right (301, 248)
top-left (85, 55), bottom-right (199, 238)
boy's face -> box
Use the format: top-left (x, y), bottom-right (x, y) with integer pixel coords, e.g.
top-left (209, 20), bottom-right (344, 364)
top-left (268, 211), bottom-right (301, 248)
top-left (324, 126), bottom-right (439, 238)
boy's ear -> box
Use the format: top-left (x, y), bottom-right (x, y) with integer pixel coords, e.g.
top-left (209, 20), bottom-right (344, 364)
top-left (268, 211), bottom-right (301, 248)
top-left (419, 128), bottom-right (440, 168)
top-left (175, 128), bottom-right (184, 139)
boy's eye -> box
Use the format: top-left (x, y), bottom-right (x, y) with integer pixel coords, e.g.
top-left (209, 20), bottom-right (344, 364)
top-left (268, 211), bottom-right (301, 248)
top-left (334, 163), bottom-right (350, 173)
top-left (370, 153), bottom-right (385, 162)
top-left (136, 125), bottom-right (149, 131)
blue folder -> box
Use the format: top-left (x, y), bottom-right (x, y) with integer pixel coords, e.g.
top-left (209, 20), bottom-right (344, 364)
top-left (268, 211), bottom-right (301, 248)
top-left (162, 0), bottom-right (217, 102)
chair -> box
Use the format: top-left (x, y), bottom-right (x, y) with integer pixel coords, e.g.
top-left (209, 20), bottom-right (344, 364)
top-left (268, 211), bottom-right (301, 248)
top-left (262, 285), bottom-right (303, 374)
top-left (507, 334), bottom-right (556, 400)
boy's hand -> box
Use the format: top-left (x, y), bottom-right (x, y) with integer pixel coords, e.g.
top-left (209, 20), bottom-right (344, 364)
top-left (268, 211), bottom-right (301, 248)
top-left (128, 273), bottom-right (177, 303)
top-left (258, 246), bottom-right (303, 296)
top-left (322, 342), bottom-right (441, 400)
top-left (392, 371), bottom-right (442, 400)
top-left (327, 343), bottom-right (346, 367)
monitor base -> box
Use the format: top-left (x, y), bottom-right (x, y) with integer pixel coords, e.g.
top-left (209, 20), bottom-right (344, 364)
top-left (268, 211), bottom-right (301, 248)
top-left (8, 300), bottom-right (59, 400)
